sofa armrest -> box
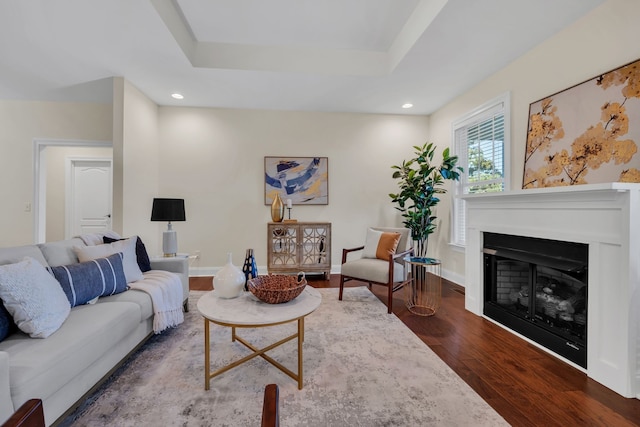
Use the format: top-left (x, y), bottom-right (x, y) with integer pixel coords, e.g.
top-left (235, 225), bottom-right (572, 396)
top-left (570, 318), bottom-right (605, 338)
top-left (149, 257), bottom-right (189, 310)
top-left (150, 257), bottom-right (188, 276)
top-left (0, 352), bottom-right (15, 425)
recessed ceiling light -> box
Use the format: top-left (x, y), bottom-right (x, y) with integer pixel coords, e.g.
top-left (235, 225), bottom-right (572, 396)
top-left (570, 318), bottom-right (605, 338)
top-left (171, 93), bottom-right (184, 100)
top-left (402, 103), bottom-right (413, 109)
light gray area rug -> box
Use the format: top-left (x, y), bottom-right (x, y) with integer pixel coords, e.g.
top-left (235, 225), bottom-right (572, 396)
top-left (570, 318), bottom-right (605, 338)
top-left (60, 287), bottom-right (508, 426)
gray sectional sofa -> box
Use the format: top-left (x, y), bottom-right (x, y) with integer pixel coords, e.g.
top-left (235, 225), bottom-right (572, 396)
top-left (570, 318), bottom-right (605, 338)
top-left (0, 235), bottom-right (189, 426)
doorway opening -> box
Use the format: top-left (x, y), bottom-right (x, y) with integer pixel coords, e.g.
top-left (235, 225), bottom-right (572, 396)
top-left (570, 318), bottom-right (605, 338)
top-left (65, 157), bottom-right (113, 239)
top-left (33, 139), bottom-right (112, 243)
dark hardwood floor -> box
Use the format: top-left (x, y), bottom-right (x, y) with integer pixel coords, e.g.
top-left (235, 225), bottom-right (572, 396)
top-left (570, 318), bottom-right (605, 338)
top-left (190, 275), bottom-right (640, 426)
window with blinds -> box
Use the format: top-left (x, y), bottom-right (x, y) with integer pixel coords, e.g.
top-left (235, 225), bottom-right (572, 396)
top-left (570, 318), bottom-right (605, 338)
top-left (452, 93), bottom-right (510, 246)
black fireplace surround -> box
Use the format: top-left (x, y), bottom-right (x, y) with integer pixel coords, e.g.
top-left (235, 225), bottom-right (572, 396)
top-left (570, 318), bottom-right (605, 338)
top-left (483, 232), bottom-right (588, 368)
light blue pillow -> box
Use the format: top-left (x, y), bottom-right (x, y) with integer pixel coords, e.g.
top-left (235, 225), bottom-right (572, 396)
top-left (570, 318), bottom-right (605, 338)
top-left (0, 257), bottom-right (71, 338)
top-left (49, 252), bottom-right (128, 307)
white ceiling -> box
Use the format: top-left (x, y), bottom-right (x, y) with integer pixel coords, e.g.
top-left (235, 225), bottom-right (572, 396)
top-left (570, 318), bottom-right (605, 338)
top-left (0, 0), bottom-right (604, 115)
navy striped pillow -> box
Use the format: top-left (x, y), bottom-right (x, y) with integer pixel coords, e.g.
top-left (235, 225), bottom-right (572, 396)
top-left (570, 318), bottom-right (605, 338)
top-left (49, 252), bottom-right (128, 307)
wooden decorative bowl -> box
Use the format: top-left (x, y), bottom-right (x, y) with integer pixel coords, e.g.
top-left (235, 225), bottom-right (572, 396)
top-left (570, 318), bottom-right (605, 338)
top-left (247, 273), bottom-right (307, 304)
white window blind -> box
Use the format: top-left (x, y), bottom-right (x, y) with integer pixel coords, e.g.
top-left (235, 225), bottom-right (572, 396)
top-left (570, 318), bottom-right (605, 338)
top-left (452, 93), bottom-right (510, 246)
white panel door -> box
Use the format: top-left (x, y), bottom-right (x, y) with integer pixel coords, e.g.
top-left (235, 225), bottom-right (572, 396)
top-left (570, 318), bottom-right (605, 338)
top-left (66, 159), bottom-right (112, 238)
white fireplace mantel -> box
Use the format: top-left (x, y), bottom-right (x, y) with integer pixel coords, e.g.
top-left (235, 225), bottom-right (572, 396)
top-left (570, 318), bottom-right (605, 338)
top-left (462, 182), bottom-right (640, 398)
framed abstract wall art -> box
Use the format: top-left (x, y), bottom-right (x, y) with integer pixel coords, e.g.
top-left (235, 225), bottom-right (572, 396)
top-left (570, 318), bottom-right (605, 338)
top-left (523, 58), bottom-right (640, 189)
top-left (264, 156), bottom-right (329, 205)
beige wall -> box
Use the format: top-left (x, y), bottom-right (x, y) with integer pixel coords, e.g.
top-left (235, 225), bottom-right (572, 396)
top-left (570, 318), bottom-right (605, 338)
top-left (111, 78), bottom-right (125, 237)
top-left (4, 0), bottom-right (637, 279)
top-left (157, 107), bottom-right (428, 272)
top-left (120, 79), bottom-right (161, 250)
top-left (0, 100), bottom-right (112, 247)
top-left (0, 79), bottom-right (159, 250)
top-left (428, 0), bottom-right (640, 285)
top-left (0, 87), bottom-right (427, 273)
top-left (109, 77), bottom-right (161, 252)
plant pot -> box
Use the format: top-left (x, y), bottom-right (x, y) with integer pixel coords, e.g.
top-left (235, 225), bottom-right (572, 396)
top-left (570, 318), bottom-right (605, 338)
top-left (411, 238), bottom-right (429, 261)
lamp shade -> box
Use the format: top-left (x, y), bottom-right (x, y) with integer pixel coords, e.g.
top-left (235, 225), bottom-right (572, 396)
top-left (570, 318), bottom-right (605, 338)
top-left (150, 198), bottom-right (186, 222)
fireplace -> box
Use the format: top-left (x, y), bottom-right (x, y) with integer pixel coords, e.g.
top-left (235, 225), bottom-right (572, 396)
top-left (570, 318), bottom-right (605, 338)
top-left (482, 232), bottom-right (588, 367)
top-left (462, 183), bottom-right (640, 398)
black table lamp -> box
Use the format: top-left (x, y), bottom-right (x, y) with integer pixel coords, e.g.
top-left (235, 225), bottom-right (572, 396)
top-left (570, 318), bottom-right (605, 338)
top-left (151, 198), bottom-right (186, 257)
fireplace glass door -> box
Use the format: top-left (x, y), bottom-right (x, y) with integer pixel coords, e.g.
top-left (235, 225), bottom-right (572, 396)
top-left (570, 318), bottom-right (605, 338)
top-left (483, 232), bottom-right (588, 367)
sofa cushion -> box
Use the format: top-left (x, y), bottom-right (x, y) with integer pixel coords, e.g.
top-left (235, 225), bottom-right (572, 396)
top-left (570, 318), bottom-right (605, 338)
top-left (98, 289), bottom-right (153, 322)
top-left (341, 258), bottom-right (405, 284)
top-left (74, 237), bottom-right (143, 283)
top-left (0, 245), bottom-right (48, 267)
top-left (48, 253), bottom-right (128, 307)
top-left (37, 238), bottom-right (86, 267)
top-left (0, 301), bottom-right (141, 407)
top-left (0, 257), bottom-right (71, 338)
top-left (103, 236), bottom-right (152, 272)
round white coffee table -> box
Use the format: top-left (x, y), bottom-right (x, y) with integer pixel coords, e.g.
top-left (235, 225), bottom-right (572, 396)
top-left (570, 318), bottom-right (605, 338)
top-left (197, 286), bottom-right (321, 390)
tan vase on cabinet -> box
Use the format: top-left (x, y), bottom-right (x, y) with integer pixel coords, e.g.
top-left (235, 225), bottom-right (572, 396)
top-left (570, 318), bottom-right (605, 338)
top-left (271, 193), bottom-right (285, 222)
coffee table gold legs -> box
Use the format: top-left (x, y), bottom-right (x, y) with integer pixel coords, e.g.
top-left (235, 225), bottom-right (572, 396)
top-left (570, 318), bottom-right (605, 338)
top-left (298, 318), bottom-right (303, 389)
top-left (204, 318), bottom-right (210, 390)
top-left (203, 317), bottom-right (305, 390)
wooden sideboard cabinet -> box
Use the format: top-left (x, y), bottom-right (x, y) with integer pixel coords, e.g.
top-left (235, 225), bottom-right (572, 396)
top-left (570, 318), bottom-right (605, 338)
top-left (267, 222), bottom-right (331, 277)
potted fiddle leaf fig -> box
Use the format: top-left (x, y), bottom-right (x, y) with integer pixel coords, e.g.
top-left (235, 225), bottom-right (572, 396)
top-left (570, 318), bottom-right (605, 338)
top-left (389, 142), bottom-right (462, 260)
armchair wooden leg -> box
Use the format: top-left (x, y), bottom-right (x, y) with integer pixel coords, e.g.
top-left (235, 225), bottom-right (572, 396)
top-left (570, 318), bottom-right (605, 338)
top-left (387, 284), bottom-right (393, 314)
top-left (339, 275), bottom-right (345, 301)
top-left (261, 384), bottom-right (279, 427)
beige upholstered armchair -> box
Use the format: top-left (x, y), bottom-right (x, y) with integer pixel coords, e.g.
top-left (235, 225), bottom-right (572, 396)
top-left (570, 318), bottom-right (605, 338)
top-left (339, 227), bottom-right (412, 313)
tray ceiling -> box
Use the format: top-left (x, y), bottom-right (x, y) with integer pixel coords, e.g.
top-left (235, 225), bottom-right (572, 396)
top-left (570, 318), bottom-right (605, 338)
top-left (0, 0), bottom-right (604, 114)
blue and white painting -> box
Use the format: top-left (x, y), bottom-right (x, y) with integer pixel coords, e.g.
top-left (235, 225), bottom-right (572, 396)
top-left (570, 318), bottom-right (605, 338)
top-left (265, 157), bottom-right (328, 205)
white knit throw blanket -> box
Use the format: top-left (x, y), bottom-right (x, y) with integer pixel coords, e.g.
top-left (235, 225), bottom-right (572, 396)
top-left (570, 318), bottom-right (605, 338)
top-left (129, 270), bottom-right (184, 334)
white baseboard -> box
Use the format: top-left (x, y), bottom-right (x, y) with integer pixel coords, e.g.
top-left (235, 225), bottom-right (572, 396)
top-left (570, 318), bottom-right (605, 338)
top-left (189, 265), bottom-right (270, 277)
top-left (190, 264), bottom-right (465, 289)
top-left (441, 267), bottom-right (464, 288)
top-left (190, 265), bottom-right (317, 277)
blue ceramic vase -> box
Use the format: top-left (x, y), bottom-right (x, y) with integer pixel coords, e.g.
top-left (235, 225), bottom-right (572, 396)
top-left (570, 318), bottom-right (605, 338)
top-left (242, 248), bottom-right (258, 290)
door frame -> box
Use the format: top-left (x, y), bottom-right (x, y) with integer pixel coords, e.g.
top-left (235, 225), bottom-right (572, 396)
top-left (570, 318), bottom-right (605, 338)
top-left (33, 139), bottom-right (112, 243)
top-left (65, 157), bottom-right (113, 239)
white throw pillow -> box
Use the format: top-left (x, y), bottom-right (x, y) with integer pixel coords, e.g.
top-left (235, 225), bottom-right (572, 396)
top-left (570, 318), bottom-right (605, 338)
top-left (74, 237), bottom-right (144, 283)
top-left (0, 257), bottom-right (71, 338)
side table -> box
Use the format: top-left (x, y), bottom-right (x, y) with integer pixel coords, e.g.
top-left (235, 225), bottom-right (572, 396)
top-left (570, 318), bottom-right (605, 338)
top-left (404, 256), bottom-right (442, 316)
top-left (151, 253), bottom-right (189, 259)
top-left (149, 254), bottom-right (190, 311)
